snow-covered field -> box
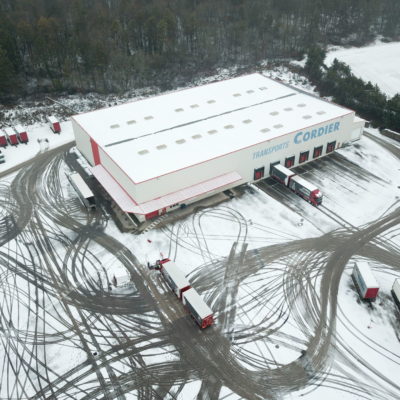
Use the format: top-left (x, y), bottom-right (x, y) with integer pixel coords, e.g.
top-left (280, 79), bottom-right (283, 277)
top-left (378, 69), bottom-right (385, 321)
top-left (326, 40), bottom-right (400, 97)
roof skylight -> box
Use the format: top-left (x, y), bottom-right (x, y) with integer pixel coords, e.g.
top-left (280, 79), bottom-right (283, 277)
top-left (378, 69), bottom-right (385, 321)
top-left (110, 124), bottom-right (120, 129)
top-left (156, 144), bottom-right (167, 150)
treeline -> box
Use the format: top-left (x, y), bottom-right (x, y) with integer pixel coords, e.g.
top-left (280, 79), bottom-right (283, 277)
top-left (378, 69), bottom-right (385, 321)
top-left (0, 0), bottom-right (400, 100)
top-left (304, 49), bottom-right (400, 131)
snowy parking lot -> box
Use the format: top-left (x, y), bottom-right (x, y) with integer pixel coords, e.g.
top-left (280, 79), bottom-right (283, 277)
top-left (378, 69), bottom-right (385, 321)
top-left (0, 121), bottom-right (398, 399)
top-left (0, 43), bottom-right (400, 398)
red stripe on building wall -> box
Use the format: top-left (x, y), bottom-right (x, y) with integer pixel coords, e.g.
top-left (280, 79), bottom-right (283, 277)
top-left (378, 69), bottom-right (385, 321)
top-left (90, 138), bottom-right (101, 165)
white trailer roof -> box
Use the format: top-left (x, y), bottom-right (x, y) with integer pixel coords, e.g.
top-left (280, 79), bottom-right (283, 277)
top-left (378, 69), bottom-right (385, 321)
top-left (273, 164), bottom-right (295, 177)
top-left (183, 288), bottom-right (213, 319)
top-left (48, 116), bottom-right (59, 124)
top-left (4, 127), bottom-right (15, 135)
top-left (290, 175), bottom-right (318, 192)
top-left (355, 261), bottom-right (379, 288)
top-left (14, 125), bottom-right (26, 133)
top-left (69, 172), bottom-right (94, 199)
top-left (162, 261), bottom-right (190, 290)
top-left (72, 73), bottom-right (353, 183)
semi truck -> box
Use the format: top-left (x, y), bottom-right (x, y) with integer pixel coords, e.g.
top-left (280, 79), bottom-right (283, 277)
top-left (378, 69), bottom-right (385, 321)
top-left (157, 259), bottom-right (214, 329)
top-left (14, 125), bottom-right (29, 144)
top-left (270, 164), bottom-right (323, 206)
top-left (160, 261), bottom-right (191, 299)
top-left (352, 261), bottom-right (379, 300)
top-left (182, 288), bottom-right (214, 329)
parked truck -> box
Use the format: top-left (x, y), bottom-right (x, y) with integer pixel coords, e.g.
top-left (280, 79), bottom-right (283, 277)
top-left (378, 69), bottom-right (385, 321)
top-left (270, 164), bottom-right (323, 206)
top-left (157, 259), bottom-right (214, 329)
top-left (160, 261), bottom-right (191, 299)
top-left (14, 125), bottom-right (29, 144)
top-left (392, 278), bottom-right (400, 310)
top-left (182, 288), bottom-right (214, 329)
top-left (352, 261), bottom-right (379, 300)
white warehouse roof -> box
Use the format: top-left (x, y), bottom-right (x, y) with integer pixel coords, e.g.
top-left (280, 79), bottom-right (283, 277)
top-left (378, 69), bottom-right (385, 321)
top-left (72, 73), bottom-right (352, 183)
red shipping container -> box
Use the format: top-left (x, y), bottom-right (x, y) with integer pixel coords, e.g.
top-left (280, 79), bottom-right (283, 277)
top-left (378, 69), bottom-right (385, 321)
top-left (14, 125), bottom-right (28, 144)
top-left (48, 116), bottom-right (61, 133)
top-left (5, 128), bottom-right (18, 145)
top-left (0, 134), bottom-right (7, 147)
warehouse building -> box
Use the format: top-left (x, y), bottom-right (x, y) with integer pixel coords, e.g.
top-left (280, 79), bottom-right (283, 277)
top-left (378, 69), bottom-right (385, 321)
top-left (71, 73), bottom-right (364, 222)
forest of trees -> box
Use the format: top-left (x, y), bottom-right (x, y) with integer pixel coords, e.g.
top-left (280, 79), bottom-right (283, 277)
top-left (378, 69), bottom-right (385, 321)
top-left (0, 0), bottom-right (400, 101)
top-left (303, 48), bottom-right (400, 131)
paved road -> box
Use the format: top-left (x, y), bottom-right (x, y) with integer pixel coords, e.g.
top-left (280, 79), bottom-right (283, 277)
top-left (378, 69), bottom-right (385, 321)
top-left (0, 136), bottom-right (398, 399)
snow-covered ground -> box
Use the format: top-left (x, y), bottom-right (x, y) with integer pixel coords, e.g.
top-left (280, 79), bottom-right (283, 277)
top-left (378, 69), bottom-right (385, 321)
top-left (0, 121), bottom-right (74, 174)
top-left (0, 52), bottom-right (399, 399)
top-left (326, 41), bottom-right (400, 97)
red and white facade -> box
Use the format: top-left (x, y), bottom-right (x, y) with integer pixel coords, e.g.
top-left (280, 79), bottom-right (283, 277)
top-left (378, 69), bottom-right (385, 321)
top-left (71, 73), bottom-right (364, 222)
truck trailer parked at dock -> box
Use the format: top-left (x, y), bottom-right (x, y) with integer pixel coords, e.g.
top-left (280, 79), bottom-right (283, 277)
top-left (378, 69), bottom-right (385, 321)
top-left (270, 164), bottom-right (323, 206)
top-left (67, 172), bottom-right (96, 210)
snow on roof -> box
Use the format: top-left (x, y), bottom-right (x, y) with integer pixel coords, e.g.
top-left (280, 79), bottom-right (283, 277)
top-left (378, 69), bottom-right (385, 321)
top-left (355, 261), bottom-right (379, 288)
top-left (48, 116), bottom-right (59, 124)
top-left (72, 73), bottom-right (353, 183)
top-left (4, 127), bottom-right (15, 135)
top-left (273, 164), bottom-right (296, 177)
top-left (162, 261), bottom-right (190, 290)
top-left (92, 164), bottom-right (241, 214)
top-left (68, 172), bottom-right (94, 199)
top-left (14, 125), bottom-right (26, 133)
top-left (183, 288), bottom-right (213, 319)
